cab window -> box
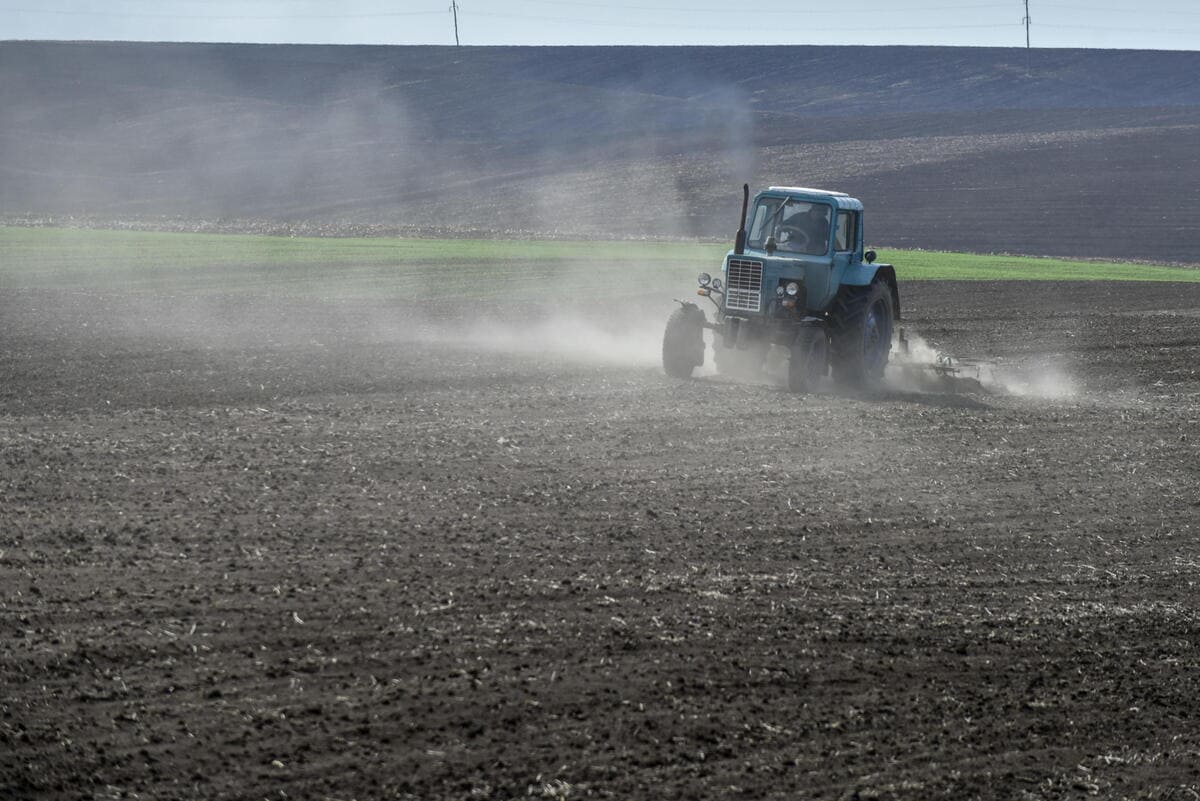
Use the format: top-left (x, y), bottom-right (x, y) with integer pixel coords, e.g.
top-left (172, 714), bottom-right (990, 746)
top-left (835, 211), bottom-right (858, 252)
top-left (747, 197), bottom-right (831, 255)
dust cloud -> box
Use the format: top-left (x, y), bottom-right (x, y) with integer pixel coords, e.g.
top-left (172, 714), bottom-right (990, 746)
top-left (982, 359), bottom-right (1079, 399)
top-left (411, 314), bottom-right (1084, 397)
top-left (413, 311), bottom-right (665, 367)
top-left (2, 42), bottom-right (760, 240)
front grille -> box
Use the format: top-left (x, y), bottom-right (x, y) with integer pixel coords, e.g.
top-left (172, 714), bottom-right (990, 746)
top-left (725, 259), bottom-right (764, 313)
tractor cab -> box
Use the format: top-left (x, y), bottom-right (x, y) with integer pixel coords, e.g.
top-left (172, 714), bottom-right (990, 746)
top-left (735, 187), bottom-right (869, 316)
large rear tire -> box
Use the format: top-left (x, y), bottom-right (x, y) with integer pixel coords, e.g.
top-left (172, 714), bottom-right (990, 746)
top-left (662, 304), bottom-right (705, 379)
top-left (829, 281), bottom-right (894, 387)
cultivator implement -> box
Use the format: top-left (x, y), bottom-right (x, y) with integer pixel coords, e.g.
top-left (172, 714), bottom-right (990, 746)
top-left (893, 329), bottom-right (987, 393)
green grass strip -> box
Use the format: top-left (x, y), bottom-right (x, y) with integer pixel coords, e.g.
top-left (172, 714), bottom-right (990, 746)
top-left (0, 227), bottom-right (718, 272)
top-left (881, 248), bottom-right (1199, 282)
top-left (2, 227), bottom-right (1197, 294)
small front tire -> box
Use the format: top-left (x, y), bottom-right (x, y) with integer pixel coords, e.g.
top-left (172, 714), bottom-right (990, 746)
top-left (662, 305), bottom-right (705, 379)
top-left (787, 328), bottom-right (828, 393)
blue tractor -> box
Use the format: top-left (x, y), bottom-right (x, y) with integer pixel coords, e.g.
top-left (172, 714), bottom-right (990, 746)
top-left (663, 184), bottom-right (900, 392)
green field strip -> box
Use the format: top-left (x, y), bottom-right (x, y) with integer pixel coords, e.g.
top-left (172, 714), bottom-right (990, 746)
top-left (0, 227), bottom-right (719, 272)
top-left (2, 228), bottom-right (1198, 295)
top-left (880, 249), bottom-right (1200, 282)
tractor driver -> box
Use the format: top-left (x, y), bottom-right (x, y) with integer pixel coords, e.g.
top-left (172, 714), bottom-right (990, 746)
top-left (779, 204), bottom-right (830, 255)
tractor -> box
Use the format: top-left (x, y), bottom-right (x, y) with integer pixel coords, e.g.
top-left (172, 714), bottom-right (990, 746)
top-left (662, 184), bottom-right (900, 392)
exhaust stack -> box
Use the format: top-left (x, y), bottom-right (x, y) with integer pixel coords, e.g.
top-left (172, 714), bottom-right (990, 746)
top-left (734, 183), bottom-right (749, 255)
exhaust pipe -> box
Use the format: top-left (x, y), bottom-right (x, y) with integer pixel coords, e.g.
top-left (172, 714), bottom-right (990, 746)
top-left (734, 183), bottom-right (749, 255)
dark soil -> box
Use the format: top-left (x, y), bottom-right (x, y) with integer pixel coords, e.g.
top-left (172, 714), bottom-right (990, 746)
top-left (3, 279), bottom-right (1200, 800)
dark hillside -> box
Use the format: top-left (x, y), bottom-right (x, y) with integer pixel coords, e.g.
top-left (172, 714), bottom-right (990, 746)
top-left (2, 41), bottom-right (1199, 261)
top-left (854, 124), bottom-right (1200, 258)
top-left (497, 45), bottom-right (1200, 115)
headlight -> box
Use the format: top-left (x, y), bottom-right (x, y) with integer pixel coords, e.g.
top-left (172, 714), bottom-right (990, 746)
top-left (775, 286), bottom-right (786, 297)
top-left (697, 272), bottom-right (712, 287)
top-left (786, 281), bottom-right (800, 296)
top-left (711, 278), bottom-right (722, 291)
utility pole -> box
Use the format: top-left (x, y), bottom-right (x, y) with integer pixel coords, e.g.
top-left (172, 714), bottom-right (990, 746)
top-left (450, 0), bottom-right (460, 46)
top-left (1022, 0), bottom-right (1031, 75)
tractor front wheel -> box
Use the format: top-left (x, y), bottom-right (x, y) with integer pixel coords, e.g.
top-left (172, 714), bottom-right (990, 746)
top-left (662, 304), bottom-right (706, 379)
top-left (829, 281), bottom-right (894, 387)
top-left (787, 328), bottom-right (828, 393)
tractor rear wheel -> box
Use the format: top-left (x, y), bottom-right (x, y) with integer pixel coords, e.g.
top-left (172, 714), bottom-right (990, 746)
top-left (829, 281), bottom-right (894, 387)
top-left (662, 304), bottom-right (705, 378)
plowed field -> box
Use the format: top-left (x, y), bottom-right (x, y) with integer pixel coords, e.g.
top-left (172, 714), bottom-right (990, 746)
top-left (3, 279), bottom-right (1200, 800)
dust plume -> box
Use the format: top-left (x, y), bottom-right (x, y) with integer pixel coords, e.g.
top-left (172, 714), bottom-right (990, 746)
top-left (413, 310), bottom-right (665, 368)
top-left (0, 42), bottom-right (760, 240)
top-left (981, 358), bottom-right (1079, 399)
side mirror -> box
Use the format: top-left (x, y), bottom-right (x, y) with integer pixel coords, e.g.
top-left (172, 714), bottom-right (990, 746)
top-left (765, 235), bottom-right (777, 256)
top-left (864, 249), bottom-right (876, 264)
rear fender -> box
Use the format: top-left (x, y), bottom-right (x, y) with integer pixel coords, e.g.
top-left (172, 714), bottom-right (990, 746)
top-left (840, 263), bottom-right (901, 321)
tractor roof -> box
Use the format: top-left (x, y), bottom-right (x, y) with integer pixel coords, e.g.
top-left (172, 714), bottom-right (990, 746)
top-left (763, 186), bottom-right (863, 211)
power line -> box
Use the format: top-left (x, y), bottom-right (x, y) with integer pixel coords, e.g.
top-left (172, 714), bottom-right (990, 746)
top-left (1040, 2), bottom-right (1200, 14)
top-left (470, 10), bottom-right (1019, 33)
top-left (0, 6), bottom-right (444, 20)
top-left (0, 2), bottom-right (1021, 26)
top-left (1039, 22), bottom-right (1199, 33)
top-left (8, 1), bottom-right (1196, 45)
top-left (511, 0), bottom-right (1014, 14)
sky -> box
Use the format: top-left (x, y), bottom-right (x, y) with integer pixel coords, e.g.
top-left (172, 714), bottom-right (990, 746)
top-left (3, 0), bottom-right (1199, 51)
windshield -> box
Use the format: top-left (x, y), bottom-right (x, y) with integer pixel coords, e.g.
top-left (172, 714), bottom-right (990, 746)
top-left (747, 198), bottom-right (831, 256)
